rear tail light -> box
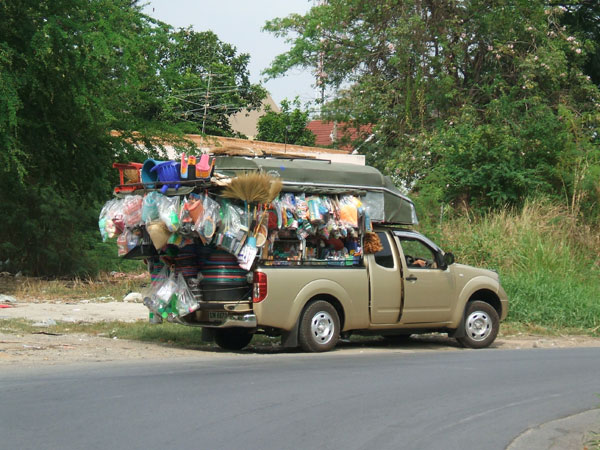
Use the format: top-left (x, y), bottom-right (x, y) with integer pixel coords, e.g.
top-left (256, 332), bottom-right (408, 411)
top-left (253, 272), bottom-right (267, 303)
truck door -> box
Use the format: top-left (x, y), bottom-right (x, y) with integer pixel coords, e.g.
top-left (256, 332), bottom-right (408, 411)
top-left (395, 236), bottom-right (455, 323)
top-left (367, 231), bottom-right (403, 324)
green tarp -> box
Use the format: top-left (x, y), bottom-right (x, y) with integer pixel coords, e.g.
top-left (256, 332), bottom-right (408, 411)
top-left (214, 156), bottom-right (418, 225)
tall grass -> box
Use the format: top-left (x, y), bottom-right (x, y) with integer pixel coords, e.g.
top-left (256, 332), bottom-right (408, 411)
top-left (419, 199), bottom-right (600, 332)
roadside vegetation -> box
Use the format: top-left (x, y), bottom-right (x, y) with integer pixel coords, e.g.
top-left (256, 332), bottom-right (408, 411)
top-left (417, 199), bottom-right (600, 332)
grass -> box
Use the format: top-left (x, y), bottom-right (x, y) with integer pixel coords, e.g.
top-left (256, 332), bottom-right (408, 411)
top-left (0, 271), bottom-right (149, 302)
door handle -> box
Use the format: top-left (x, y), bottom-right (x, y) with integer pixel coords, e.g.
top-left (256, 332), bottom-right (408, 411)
top-left (406, 275), bottom-right (418, 282)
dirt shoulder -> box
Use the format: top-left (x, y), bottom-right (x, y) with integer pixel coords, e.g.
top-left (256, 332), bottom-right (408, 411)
top-left (2, 299), bottom-right (600, 367)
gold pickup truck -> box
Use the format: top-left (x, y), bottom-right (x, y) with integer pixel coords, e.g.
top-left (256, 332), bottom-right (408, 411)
top-left (188, 227), bottom-right (508, 353)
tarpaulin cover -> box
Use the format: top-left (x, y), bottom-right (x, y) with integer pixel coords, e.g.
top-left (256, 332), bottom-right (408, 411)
top-left (213, 156), bottom-right (418, 225)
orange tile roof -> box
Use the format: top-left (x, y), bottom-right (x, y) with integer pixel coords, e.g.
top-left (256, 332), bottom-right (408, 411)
top-left (306, 121), bottom-right (373, 150)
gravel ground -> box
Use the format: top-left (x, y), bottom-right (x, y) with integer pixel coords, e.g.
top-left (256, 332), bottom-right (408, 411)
top-left (2, 299), bottom-right (600, 367)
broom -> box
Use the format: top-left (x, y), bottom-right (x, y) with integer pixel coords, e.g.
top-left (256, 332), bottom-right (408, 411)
top-left (222, 172), bottom-right (282, 203)
top-left (363, 232), bottom-right (383, 254)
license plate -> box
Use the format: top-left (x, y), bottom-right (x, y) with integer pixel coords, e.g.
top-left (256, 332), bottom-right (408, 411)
top-left (208, 312), bottom-right (228, 322)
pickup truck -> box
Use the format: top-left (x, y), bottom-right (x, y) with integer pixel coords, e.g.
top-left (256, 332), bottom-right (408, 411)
top-left (186, 227), bottom-right (509, 352)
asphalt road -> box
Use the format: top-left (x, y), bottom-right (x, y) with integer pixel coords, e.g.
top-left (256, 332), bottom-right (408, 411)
top-left (2, 347), bottom-right (599, 450)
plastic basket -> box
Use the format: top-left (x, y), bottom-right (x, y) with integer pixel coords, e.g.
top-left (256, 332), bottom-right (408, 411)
top-left (151, 161), bottom-right (181, 193)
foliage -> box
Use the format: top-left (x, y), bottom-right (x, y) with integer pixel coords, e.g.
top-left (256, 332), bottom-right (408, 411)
top-left (256, 97), bottom-right (316, 146)
top-left (264, 0), bottom-right (600, 217)
top-left (560, 0), bottom-right (600, 87)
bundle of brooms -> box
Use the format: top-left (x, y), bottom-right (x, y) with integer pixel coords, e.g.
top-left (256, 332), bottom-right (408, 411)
top-left (222, 171), bottom-right (282, 204)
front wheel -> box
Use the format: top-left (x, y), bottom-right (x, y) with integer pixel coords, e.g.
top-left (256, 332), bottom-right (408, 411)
top-left (456, 301), bottom-right (499, 349)
top-left (214, 328), bottom-right (253, 351)
top-left (298, 300), bottom-right (340, 352)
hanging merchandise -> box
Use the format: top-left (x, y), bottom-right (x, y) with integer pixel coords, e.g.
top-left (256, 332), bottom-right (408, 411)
top-left (281, 193), bottom-right (298, 229)
top-left (156, 194), bottom-right (180, 232)
top-left (154, 270), bottom-right (179, 320)
top-left (222, 172), bottom-right (282, 204)
top-left (143, 265), bottom-right (173, 315)
top-left (195, 193), bottom-right (220, 244)
top-left (142, 192), bottom-right (161, 223)
top-left (97, 198), bottom-right (127, 240)
top-left (186, 194), bottom-right (204, 224)
top-left (339, 195), bottom-right (360, 228)
top-left (146, 221), bottom-right (171, 250)
top-left (99, 199), bottom-right (119, 242)
top-left (215, 201), bottom-right (247, 255)
top-left (307, 196), bottom-right (329, 225)
top-left (364, 206), bottom-right (373, 232)
top-left (363, 232), bottom-right (383, 254)
top-left (237, 236), bottom-right (258, 271)
top-left (123, 195), bottom-right (144, 228)
top-left (178, 197), bottom-right (196, 237)
top-left (174, 273), bottom-right (199, 316)
top-left (295, 193), bottom-right (309, 222)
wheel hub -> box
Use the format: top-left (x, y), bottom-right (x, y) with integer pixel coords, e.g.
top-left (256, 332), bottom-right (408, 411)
top-left (311, 311), bottom-right (334, 344)
top-left (465, 311), bottom-right (492, 341)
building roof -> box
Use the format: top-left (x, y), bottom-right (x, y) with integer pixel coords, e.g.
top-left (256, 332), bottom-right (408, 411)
top-left (172, 134), bottom-right (364, 165)
top-left (306, 120), bottom-right (373, 150)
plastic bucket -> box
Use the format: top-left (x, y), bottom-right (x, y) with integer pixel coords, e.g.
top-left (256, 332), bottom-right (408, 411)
top-left (200, 250), bottom-right (249, 301)
top-left (141, 159), bottom-right (165, 188)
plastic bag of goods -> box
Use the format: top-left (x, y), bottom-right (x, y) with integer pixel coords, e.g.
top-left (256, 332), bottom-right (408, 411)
top-left (195, 194), bottom-right (221, 244)
top-left (142, 192), bottom-right (162, 223)
top-left (174, 273), bottom-right (199, 316)
top-left (156, 195), bottom-right (180, 232)
top-left (123, 195), bottom-right (144, 228)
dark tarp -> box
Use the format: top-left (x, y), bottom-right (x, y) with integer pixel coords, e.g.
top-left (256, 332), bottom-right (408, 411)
top-left (214, 156), bottom-right (418, 225)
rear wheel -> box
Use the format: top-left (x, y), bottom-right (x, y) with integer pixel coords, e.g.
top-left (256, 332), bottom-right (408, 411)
top-left (214, 328), bottom-right (253, 351)
top-left (298, 300), bottom-right (340, 352)
top-left (456, 301), bottom-right (499, 349)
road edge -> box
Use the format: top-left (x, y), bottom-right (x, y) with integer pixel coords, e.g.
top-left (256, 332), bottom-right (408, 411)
top-left (507, 408), bottom-right (600, 450)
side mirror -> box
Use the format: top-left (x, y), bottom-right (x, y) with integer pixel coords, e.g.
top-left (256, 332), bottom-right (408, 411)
top-left (443, 252), bottom-right (455, 267)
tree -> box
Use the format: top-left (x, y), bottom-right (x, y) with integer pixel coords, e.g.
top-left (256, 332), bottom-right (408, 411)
top-left (264, 1), bottom-right (600, 216)
top-left (161, 29), bottom-right (266, 137)
top-left (256, 98), bottom-right (316, 146)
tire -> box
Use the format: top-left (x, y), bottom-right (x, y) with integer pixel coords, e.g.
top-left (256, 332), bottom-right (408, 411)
top-left (456, 300), bottom-right (499, 349)
top-left (298, 300), bottom-right (340, 352)
top-left (214, 328), bottom-right (253, 351)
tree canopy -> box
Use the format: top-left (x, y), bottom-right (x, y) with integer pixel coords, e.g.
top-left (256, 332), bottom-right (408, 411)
top-left (264, 0), bottom-right (600, 217)
top-left (256, 98), bottom-right (316, 146)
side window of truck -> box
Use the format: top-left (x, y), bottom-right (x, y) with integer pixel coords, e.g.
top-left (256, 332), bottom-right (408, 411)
top-left (374, 232), bottom-right (395, 268)
top-left (399, 239), bottom-right (439, 269)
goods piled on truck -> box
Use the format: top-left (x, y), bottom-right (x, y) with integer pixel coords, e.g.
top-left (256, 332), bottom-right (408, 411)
top-left (98, 154), bottom-right (417, 324)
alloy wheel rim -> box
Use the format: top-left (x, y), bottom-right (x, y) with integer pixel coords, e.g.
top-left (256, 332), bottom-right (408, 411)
top-left (311, 311), bottom-right (334, 344)
top-left (465, 311), bottom-right (492, 341)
